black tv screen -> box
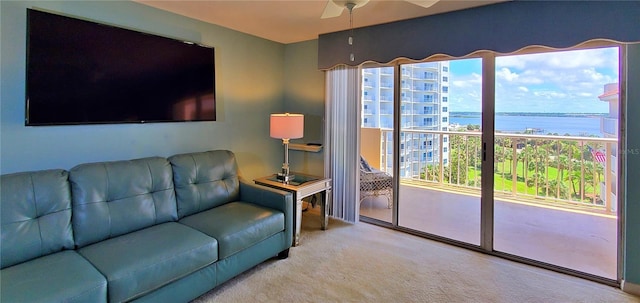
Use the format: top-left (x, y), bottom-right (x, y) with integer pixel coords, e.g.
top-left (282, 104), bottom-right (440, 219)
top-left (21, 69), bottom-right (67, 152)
top-left (26, 9), bottom-right (216, 126)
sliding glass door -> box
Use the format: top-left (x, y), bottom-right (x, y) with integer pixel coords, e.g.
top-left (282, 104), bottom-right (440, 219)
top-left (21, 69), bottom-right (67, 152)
top-left (492, 47), bottom-right (620, 279)
top-left (359, 59), bottom-right (484, 244)
top-left (360, 66), bottom-right (395, 224)
top-left (358, 45), bottom-right (621, 281)
top-left (395, 59), bottom-right (483, 245)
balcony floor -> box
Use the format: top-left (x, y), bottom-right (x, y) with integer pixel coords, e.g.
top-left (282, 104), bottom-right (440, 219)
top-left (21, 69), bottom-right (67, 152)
top-left (359, 183), bottom-right (618, 280)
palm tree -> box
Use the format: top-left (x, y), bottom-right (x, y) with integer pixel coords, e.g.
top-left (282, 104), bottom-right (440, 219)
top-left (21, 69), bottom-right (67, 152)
top-left (422, 164), bottom-right (440, 182)
top-left (446, 135), bottom-right (469, 185)
top-left (520, 145), bottom-right (535, 182)
top-left (502, 138), bottom-right (513, 175)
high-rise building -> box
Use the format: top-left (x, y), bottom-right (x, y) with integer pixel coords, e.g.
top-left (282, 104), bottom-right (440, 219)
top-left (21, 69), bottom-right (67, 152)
top-left (362, 62), bottom-right (450, 178)
top-left (598, 82), bottom-right (619, 211)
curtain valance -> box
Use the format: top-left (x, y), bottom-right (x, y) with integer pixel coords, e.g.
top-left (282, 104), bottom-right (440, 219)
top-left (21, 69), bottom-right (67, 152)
top-left (318, 1), bottom-right (640, 69)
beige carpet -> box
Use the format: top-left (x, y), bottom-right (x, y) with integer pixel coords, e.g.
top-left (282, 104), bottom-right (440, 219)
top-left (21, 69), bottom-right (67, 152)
top-left (192, 211), bottom-right (639, 303)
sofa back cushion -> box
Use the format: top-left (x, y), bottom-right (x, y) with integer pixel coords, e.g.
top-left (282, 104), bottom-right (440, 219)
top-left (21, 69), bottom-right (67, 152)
top-left (69, 157), bottom-right (177, 247)
top-left (1, 169), bottom-right (74, 268)
top-left (169, 150), bottom-right (240, 218)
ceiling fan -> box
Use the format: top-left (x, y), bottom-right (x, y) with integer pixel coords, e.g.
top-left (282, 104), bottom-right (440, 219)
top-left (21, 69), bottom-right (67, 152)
top-left (321, 0), bottom-right (440, 19)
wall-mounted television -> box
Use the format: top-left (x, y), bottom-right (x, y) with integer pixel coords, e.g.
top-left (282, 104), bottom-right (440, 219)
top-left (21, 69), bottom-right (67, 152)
top-left (25, 9), bottom-right (216, 126)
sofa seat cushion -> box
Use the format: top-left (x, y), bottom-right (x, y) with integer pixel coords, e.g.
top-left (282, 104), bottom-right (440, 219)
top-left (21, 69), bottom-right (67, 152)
top-left (179, 201), bottom-right (284, 259)
top-left (78, 222), bottom-right (217, 302)
top-left (1, 250), bottom-right (107, 303)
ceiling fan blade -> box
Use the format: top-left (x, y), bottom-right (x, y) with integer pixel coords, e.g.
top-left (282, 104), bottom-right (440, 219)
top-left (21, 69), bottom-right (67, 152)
top-left (321, 0), bottom-right (346, 19)
top-left (405, 0), bottom-right (439, 9)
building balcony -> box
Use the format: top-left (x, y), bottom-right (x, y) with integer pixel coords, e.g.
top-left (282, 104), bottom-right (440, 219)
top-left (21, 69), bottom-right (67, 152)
top-left (411, 86), bottom-right (438, 92)
top-left (359, 184), bottom-right (617, 279)
top-left (363, 128), bottom-right (618, 213)
top-left (360, 127), bottom-right (619, 279)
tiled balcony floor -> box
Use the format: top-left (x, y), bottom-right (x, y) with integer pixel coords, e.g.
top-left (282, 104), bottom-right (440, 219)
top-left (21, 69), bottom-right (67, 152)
top-left (359, 183), bottom-right (618, 280)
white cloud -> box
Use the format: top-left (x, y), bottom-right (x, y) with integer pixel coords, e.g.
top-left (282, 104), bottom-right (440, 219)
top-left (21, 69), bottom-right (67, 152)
top-left (582, 67), bottom-right (606, 82)
top-left (447, 47), bottom-right (617, 113)
top-left (533, 91), bottom-right (567, 99)
top-left (496, 67), bottom-right (519, 82)
top-left (494, 56), bottom-right (525, 69)
top-left (452, 80), bottom-right (470, 88)
top-left (491, 47), bottom-right (618, 113)
top-left (496, 47), bottom-right (618, 71)
top-left (447, 67), bottom-right (482, 112)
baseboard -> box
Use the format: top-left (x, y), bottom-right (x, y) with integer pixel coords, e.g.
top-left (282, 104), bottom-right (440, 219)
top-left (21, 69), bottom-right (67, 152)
top-left (622, 280), bottom-right (640, 296)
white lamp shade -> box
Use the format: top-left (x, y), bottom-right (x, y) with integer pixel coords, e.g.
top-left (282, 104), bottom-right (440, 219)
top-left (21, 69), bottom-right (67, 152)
top-left (270, 113), bottom-right (304, 139)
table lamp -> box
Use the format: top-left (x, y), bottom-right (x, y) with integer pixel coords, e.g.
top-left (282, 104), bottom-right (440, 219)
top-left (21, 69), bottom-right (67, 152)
top-left (270, 113), bottom-right (304, 182)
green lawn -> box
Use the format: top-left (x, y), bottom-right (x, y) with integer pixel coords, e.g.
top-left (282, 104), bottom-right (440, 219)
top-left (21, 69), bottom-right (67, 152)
top-left (465, 159), bottom-right (600, 199)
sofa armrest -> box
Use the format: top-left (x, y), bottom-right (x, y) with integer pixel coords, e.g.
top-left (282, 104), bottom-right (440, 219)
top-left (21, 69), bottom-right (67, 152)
top-left (239, 181), bottom-right (293, 245)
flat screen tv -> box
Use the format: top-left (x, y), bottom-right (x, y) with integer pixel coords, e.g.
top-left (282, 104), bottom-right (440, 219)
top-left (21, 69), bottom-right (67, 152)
top-left (25, 9), bottom-right (216, 126)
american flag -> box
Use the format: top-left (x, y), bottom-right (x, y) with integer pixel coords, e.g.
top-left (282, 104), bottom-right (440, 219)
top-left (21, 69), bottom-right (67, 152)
top-left (588, 146), bottom-right (606, 163)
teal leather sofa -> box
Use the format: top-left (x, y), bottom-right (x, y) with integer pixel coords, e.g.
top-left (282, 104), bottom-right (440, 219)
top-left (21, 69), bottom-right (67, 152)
top-left (1, 150), bottom-right (293, 302)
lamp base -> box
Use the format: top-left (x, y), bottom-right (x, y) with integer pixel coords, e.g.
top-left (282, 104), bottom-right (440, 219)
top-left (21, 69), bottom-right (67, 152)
top-left (276, 172), bottom-right (295, 183)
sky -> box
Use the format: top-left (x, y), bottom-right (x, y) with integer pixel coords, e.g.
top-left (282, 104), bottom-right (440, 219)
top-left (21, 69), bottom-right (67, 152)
top-left (447, 47), bottom-right (619, 113)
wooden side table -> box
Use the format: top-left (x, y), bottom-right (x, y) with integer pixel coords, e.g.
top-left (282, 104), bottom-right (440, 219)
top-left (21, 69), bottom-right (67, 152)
top-left (254, 173), bottom-right (332, 246)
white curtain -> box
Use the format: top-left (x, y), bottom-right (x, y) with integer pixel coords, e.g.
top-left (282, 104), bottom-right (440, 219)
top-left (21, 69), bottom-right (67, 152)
top-left (324, 65), bottom-right (360, 223)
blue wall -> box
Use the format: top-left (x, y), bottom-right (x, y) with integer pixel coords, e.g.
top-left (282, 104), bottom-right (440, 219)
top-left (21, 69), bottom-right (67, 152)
top-left (0, 0), bottom-right (287, 180)
top-left (624, 43), bottom-right (640, 286)
top-left (283, 40), bottom-right (326, 176)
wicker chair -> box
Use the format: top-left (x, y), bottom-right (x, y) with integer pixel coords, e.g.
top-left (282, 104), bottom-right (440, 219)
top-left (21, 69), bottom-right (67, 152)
top-left (359, 156), bottom-right (393, 209)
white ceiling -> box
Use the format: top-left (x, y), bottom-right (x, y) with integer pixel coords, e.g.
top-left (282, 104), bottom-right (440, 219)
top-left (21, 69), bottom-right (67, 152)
top-left (134, 0), bottom-right (508, 44)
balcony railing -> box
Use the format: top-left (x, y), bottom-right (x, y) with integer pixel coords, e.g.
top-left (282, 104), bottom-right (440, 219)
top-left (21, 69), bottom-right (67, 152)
top-left (369, 128), bottom-right (618, 213)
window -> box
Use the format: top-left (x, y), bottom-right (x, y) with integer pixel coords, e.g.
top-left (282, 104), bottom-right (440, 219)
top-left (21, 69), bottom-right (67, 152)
top-left (444, 147), bottom-right (448, 153)
top-left (442, 117), bottom-right (448, 123)
top-left (443, 97), bottom-right (448, 102)
top-left (442, 127), bottom-right (448, 131)
top-left (443, 107), bottom-right (448, 113)
top-left (443, 137), bottom-right (448, 143)
top-left (443, 76), bottom-right (448, 82)
top-left (443, 66), bottom-right (448, 72)
top-left (442, 86), bottom-right (449, 93)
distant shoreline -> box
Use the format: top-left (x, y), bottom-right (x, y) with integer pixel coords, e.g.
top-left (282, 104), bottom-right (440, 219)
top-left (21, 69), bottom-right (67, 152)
top-left (449, 112), bottom-right (605, 136)
top-left (450, 112), bottom-right (606, 118)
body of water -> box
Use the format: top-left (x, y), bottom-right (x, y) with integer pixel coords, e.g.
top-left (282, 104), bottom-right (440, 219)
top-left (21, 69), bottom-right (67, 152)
top-left (449, 113), bottom-right (606, 137)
